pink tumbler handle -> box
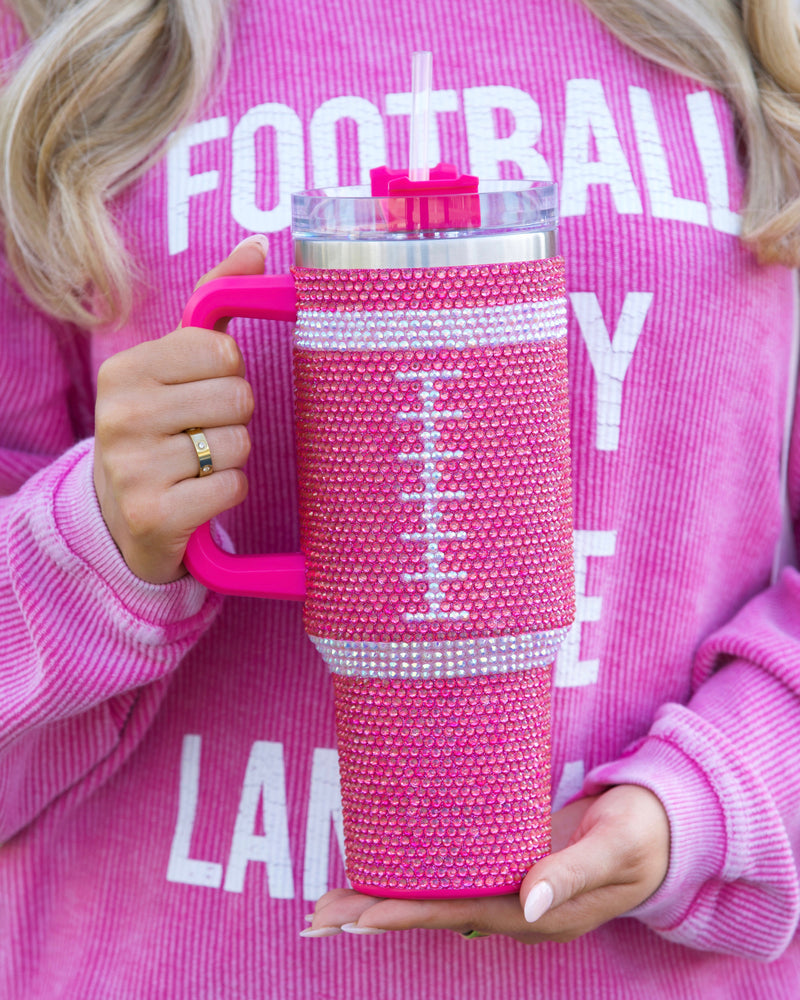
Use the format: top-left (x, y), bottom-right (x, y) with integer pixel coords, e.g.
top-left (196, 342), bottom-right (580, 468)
top-left (181, 274), bottom-right (306, 600)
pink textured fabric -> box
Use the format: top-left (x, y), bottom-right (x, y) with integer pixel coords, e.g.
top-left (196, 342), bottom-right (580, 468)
top-left (2, 0), bottom-right (800, 997)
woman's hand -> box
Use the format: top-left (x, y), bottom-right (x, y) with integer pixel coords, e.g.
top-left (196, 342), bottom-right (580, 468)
top-left (304, 784), bottom-right (670, 942)
top-left (93, 236), bottom-right (268, 584)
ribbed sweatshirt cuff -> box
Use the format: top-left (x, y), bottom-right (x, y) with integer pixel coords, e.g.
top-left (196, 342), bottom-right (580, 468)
top-left (44, 440), bottom-right (223, 642)
top-left (584, 698), bottom-right (800, 959)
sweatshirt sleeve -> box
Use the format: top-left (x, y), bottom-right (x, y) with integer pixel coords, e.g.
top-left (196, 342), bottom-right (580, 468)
top-left (584, 568), bottom-right (800, 961)
top-left (577, 260), bottom-right (800, 962)
top-left (0, 272), bottom-right (224, 842)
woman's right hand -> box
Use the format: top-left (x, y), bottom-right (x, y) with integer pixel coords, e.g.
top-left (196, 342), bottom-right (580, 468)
top-left (93, 236), bottom-right (268, 585)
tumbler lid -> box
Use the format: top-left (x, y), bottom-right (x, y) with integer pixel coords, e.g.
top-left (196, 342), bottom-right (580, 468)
top-left (291, 177), bottom-right (558, 269)
top-left (292, 176), bottom-right (557, 242)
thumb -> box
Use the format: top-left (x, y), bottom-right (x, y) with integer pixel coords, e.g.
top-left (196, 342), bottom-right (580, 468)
top-left (194, 233), bottom-right (269, 291)
top-left (519, 830), bottom-right (620, 924)
top-left (518, 786), bottom-right (669, 925)
top-left (190, 233), bottom-right (269, 332)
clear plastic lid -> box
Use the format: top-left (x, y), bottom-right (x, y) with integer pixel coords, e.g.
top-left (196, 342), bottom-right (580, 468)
top-left (291, 180), bottom-right (557, 242)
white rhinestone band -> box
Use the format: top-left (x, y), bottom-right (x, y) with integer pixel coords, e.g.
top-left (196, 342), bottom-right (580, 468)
top-left (311, 629), bottom-right (570, 679)
top-left (294, 298), bottom-right (567, 352)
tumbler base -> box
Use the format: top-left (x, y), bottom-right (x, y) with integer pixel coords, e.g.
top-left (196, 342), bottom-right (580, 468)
top-left (349, 880), bottom-right (522, 900)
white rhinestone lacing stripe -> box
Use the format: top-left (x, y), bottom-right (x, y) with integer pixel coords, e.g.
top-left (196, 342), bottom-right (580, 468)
top-left (294, 298), bottom-right (567, 352)
top-left (311, 628), bottom-right (569, 678)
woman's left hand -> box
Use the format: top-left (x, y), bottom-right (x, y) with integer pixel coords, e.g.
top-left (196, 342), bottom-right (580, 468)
top-left (304, 784), bottom-right (669, 942)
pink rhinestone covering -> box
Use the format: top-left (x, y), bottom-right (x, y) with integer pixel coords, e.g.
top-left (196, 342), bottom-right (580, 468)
top-left (294, 342), bottom-right (573, 641)
top-left (292, 258), bottom-right (565, 310)
top-left (335, 669), bottom-right (552, 897)
top-left (292, 258), bottom-right (573, 896)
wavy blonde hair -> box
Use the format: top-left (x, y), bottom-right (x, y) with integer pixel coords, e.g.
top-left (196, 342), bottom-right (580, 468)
top-left (0, 0), bottom-right (229, 327)
top-left (1, 0), bottom-right (800, 327)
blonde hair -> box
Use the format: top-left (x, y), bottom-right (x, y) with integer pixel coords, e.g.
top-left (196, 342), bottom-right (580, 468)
top-left (0, 0), bottom-right (229, 328)
top-left (1, 0), bottom-right (800, 327)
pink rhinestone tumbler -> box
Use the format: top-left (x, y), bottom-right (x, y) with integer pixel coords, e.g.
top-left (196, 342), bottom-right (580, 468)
top-left (183, 175), bottom-right (574, 898)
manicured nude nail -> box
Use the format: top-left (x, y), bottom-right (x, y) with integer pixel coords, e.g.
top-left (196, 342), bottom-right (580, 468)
top-left (299, 926), bottom-right (342, 938)
top-left (523, 881), bottom-right (554, 923)
top-left (303, 913), bottom-right (315, 924)
top-left (232, 233), bottom-right (269, 255)
top-left (341, 922), bottom-right (387, 935)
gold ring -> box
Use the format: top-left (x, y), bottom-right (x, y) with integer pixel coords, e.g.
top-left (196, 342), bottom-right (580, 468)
top-left (185, 428), bottom-right (213, 476)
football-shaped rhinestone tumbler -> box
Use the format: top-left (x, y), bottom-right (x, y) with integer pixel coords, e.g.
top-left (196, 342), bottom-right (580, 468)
top-left (183, 173), bottom-right (574, 898)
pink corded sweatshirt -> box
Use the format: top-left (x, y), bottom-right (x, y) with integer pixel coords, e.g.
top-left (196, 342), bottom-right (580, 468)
top-left (2, 1), bottom-right (800, 997)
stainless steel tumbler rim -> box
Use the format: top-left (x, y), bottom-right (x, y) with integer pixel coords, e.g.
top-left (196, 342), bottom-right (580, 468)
top-left (294, 229), bottom-right (558, 269)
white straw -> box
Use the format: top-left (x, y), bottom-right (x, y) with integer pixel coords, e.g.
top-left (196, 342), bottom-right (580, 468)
top-left (409, 51), bottom-right (433, 182)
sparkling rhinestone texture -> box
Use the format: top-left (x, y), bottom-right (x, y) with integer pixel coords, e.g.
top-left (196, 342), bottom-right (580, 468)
top-left (292, 258), bottom-right (574, 897)
top-left (335, 669), bottom-right (552, 897)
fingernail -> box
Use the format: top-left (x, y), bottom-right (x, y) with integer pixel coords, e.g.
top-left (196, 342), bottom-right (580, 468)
top-left (232, 233), bottom-right (269, 255)
top-left (523, 881), bottom-right (554, 923)
top-left (299, 926), bottom-right (342, 938)
top-left (341, 922), bottom-right (387, 935)
top-left (303, 914), bottom-right (314, 924)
